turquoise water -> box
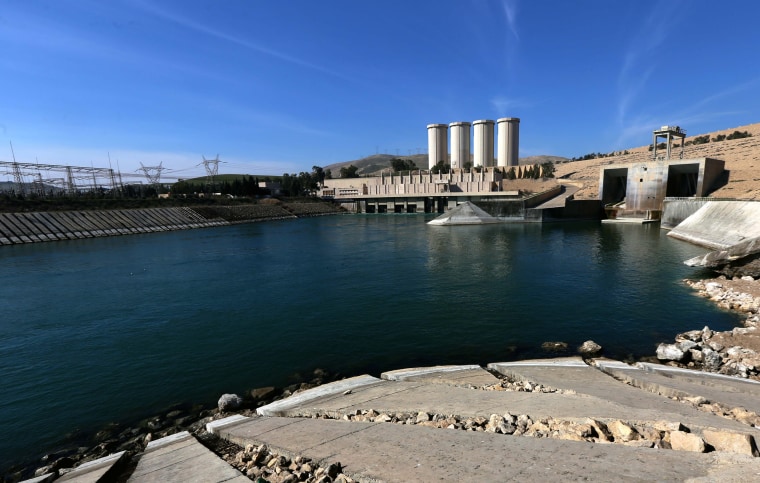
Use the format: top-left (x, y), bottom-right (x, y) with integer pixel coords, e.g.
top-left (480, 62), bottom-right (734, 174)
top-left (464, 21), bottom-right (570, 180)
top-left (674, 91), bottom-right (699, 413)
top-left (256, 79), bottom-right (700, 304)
top-left (0, 215), bottom-right (740, 469)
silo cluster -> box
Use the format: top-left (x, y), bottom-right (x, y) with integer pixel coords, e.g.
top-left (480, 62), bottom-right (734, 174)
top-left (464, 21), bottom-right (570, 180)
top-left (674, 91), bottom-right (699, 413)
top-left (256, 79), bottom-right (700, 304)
top-left (426, 118), bottom-right (520, 169)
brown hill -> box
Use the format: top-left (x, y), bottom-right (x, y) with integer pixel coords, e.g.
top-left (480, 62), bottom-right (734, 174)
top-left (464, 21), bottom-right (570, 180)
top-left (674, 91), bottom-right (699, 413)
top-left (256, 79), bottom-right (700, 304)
top-left (325, 154), bottom-right (570, 177)
top-left (324, 154), bottom-right (429, 177)
top-left (555, 122), bottom-right (760, 200)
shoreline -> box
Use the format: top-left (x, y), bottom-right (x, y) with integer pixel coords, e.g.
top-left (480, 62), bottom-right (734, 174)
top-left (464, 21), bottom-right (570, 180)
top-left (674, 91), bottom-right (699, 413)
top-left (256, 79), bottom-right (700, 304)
top-left (7, 277), bottom-right (759, 481)
top-left (653, 276), bottom-right (760, 380)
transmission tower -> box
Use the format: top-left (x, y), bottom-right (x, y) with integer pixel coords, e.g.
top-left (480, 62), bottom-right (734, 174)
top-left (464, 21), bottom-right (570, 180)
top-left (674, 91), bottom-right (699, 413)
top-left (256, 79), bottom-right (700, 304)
top-left (9, 141), bottom-right (25, 196)
top-left (200, 154), bottom-right (221, 190)
top-left (139, 162), bottom-right (165, 188)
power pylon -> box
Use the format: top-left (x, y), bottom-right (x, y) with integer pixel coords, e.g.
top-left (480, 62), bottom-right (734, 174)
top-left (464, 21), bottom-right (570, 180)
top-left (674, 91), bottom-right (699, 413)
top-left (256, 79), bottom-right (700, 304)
top-left (139, 162), bottom-right (165, 188)
top-left (200, 155), bottom-right (221, 191)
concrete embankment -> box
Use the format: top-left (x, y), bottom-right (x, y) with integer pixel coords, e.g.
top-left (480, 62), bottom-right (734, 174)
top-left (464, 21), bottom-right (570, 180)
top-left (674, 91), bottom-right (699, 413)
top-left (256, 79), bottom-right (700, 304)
top-left (0, 208), bottom-right (228, 245)
top-left (0, 202), bottom-right (343, 246)
top-left (667, 200), bottom-right (760, 249)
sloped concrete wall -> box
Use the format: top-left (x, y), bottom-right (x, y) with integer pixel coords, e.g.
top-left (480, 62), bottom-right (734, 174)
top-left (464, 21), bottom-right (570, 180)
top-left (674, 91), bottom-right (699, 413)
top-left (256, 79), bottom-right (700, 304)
top-left (667, 201), bottom-right (760, 249)
top-left (661, 199), bottom-right (712, 229)
top-left (0, 208), bottom-right (228, 245)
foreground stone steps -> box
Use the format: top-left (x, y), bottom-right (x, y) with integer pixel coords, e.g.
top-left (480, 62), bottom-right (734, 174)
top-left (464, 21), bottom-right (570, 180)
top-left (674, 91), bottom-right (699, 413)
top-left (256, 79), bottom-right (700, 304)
top-left (596, 359), bottom-right (760, 415)
top-left (21, 452), bottom-right (126, 483)
top-left (211, 415), bottom-right (760, 482)
top-left (256, 371), bottom-right (758, 439)
top-left (24, 358), bottom-right (760, 482)
top-left (380, 364), bottom-right (500, 387)
top-left (127, 432), bottom-right (248, 483)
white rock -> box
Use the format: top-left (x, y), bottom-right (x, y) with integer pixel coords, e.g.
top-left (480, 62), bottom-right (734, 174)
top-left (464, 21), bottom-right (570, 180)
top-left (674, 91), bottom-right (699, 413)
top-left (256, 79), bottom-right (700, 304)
top-left (669, 431), bottom-right (705, 453)
top-left (218, 393), bottom-right (243, 412)
top-left (656, 343), bottom-right (685, 361)
top-left (578, 340), bottom-right (603, 355)
top-left (702, 430), bottom-right (758, 456)
top-left (689, 349), bottom-right (704, 363)
top-left (678, 340), bottom-right (699, 352)
top-left (741, 276), bottom-right (755, 281)
top-left (705, 282), bottom-right (723, 292)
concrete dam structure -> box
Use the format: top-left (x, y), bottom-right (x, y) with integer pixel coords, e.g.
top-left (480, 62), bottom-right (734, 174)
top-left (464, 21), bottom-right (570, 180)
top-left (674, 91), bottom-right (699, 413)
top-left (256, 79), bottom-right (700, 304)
top-left (599, 157), bottom-right (725, 221)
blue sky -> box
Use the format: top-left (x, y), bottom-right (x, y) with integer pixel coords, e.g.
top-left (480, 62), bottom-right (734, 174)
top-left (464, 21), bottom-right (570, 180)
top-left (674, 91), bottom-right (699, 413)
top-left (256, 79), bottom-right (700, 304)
top-left (2, 0), bottom-right (760, 180)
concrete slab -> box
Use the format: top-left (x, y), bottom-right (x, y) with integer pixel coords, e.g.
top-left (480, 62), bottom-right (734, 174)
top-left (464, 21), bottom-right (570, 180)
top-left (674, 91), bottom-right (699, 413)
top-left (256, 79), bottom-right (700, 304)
top-left (602, 218), bottom-right (659, 224)
top-left (128, 431), bottom-right (248, 483)
top-left (206, 414), bottom-right (249, 434)
top-left (57, 451), bottom-right (125, 482)
top-left (255, 374), bottom-right (757, 435)
top-left (489, 357), bottom-right (726, 414)
top-left (219, 416), bottom-right (760, 482)
top-left (257, 375), bottom-right (382, 416)
top-left (597, 360), bottom-right (760, 414)
top-left (381, 365), bottom-right (499, 387)
top-left (19, 474), bottom-right (55, 483)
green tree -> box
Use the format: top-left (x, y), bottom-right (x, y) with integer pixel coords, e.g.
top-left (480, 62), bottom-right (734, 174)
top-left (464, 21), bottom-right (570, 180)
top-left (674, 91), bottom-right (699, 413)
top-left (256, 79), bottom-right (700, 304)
top-left (540, 161), bottom-right (555, 178)
top-left (312, 166), bottom-right (325, 186)
top-left (431, 160), bottom-right (450, 174)
top-left (171, 180), bottom-right (194, 195)
top-left (390, 158), bottom-right (417, 173)
top-left (339, 165), bottom-right (360, 178)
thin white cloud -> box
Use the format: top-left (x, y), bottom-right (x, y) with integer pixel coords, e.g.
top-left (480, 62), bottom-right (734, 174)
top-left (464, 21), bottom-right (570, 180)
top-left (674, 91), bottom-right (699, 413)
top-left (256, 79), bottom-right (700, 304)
top-left (195, 97), bottom-right (331, 138)
top-left (685, 77), bottom-right (760, 114)
top-left (613, 75), bottom-right (760, 147)
top-left (490, 95), bottom-right (531, 117)
top-left (616, 2), bottom-right (680, 125)
top-left (501, 0), bottom-right (520, 40)
top-left (128, 0), bottom-right (351, 81)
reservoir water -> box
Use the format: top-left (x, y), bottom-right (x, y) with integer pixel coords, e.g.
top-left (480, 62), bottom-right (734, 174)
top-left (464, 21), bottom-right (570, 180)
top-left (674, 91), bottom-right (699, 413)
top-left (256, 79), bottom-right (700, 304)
top-left (0, 215), bottom-right (741, 470)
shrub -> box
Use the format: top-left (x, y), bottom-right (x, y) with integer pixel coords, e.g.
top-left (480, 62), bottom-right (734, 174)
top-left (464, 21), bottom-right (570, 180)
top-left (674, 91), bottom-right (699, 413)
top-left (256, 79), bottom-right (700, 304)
top-left (727, 130), bottom-right (752, 140)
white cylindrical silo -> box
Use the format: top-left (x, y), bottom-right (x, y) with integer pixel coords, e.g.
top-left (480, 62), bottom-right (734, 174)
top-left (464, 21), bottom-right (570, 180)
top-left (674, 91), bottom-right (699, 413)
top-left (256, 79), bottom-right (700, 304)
top-left (427, 124), bottom-right (448, 169)
top-left (497, 117), bottom-right (520, 167)
top-left (449, 121), bottom-right (471, 170)
top-left (473, 119), bottom-right (495, 168)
